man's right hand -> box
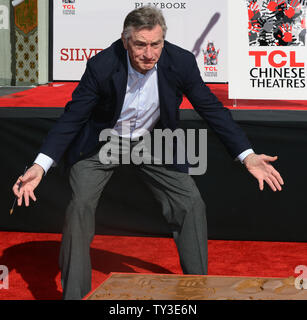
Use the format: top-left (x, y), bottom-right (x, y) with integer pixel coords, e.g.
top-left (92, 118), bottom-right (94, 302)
top-left (12, 164), bottom-right (44, 207)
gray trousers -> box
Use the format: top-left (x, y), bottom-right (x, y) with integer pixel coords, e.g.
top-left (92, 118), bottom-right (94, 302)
top-left (59, 146), bottom-right (208, 300)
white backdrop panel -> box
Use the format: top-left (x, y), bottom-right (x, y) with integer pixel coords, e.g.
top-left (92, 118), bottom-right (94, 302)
top-left (228, 0), bottom-right (307, 100)
top-left (53, 0), bottom-right (228, 82)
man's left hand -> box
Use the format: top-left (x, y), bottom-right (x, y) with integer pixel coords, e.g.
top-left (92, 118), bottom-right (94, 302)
top-left (243, 153), bottom-right (284, 192)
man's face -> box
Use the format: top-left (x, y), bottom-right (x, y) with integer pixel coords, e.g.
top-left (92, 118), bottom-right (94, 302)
top-left (122, 24), bottom-right (164, 74)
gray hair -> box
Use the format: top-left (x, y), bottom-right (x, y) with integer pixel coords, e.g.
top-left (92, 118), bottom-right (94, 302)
top-left (122, 6), bottom-right (167, 40)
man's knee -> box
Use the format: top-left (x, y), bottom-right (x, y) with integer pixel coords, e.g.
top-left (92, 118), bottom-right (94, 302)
top-left (191, 192), bottom-right (206, 209)
top-left (64, 193), bottom-right (98, 227)
top-left (181, 191), bottom-right (206, 225)
top-left (63, 197), bottom-right (96, 240)
top-left (184, 183), bottom-right (205, 208)
top-left (69, 194), bottom-right (97, 212)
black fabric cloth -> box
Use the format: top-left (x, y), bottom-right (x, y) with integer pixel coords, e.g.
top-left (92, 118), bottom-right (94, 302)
top-left (2, 117), bottom-right (307, 242)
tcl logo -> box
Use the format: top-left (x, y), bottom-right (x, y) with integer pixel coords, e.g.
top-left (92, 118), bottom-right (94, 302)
top-left (204, 66), bottom-right (218, 72)
top-left (249, 51), bottom-right (305, 68)
top-left (63, 4), bottom-right (75, 9)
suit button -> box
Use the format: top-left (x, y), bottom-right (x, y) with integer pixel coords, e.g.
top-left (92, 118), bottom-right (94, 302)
top-left (80, 152), bottom-right (83, 156)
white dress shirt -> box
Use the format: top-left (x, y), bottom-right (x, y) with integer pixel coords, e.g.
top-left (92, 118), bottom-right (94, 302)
top-left (34, 52), bottom-right (253, 174)
top-left (112, 52), bottom-right (160, 138)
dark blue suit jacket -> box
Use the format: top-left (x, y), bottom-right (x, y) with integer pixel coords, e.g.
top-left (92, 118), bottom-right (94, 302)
top-left (39, 39), bottom-right (252, 172)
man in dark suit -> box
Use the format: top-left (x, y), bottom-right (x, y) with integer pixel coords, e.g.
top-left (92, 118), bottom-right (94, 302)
top-left (13, 6), bottom-right (283, 299)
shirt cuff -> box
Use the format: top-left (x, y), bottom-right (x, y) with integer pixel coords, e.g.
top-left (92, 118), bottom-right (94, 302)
top-left (34, 153), bottom-right (55, 175)
top-left (236, 149), bottom-right (254, 163)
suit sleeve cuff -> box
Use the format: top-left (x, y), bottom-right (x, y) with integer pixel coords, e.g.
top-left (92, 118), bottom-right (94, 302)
top-left (236, 149), bottom-right (254, 163)
top-left (34, 153), bottom-right (55, 175)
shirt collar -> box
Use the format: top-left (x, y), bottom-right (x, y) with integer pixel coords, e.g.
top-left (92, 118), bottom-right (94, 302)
top-left (126, 51), bottom-right (157, 78)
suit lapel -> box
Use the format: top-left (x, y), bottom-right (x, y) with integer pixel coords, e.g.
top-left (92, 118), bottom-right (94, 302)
top-left (157, 47), bottom-right (177, 128)
top-left (111, 45), bottom-right (128, 125)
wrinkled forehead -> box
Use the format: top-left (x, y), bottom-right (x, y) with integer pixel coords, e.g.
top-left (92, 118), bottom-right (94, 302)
top-left (129, 25), bottom-right (164, 42)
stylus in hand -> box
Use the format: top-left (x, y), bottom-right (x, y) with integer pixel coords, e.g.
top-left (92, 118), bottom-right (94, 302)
top-left (10, 166), bottom-right (28, 215)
